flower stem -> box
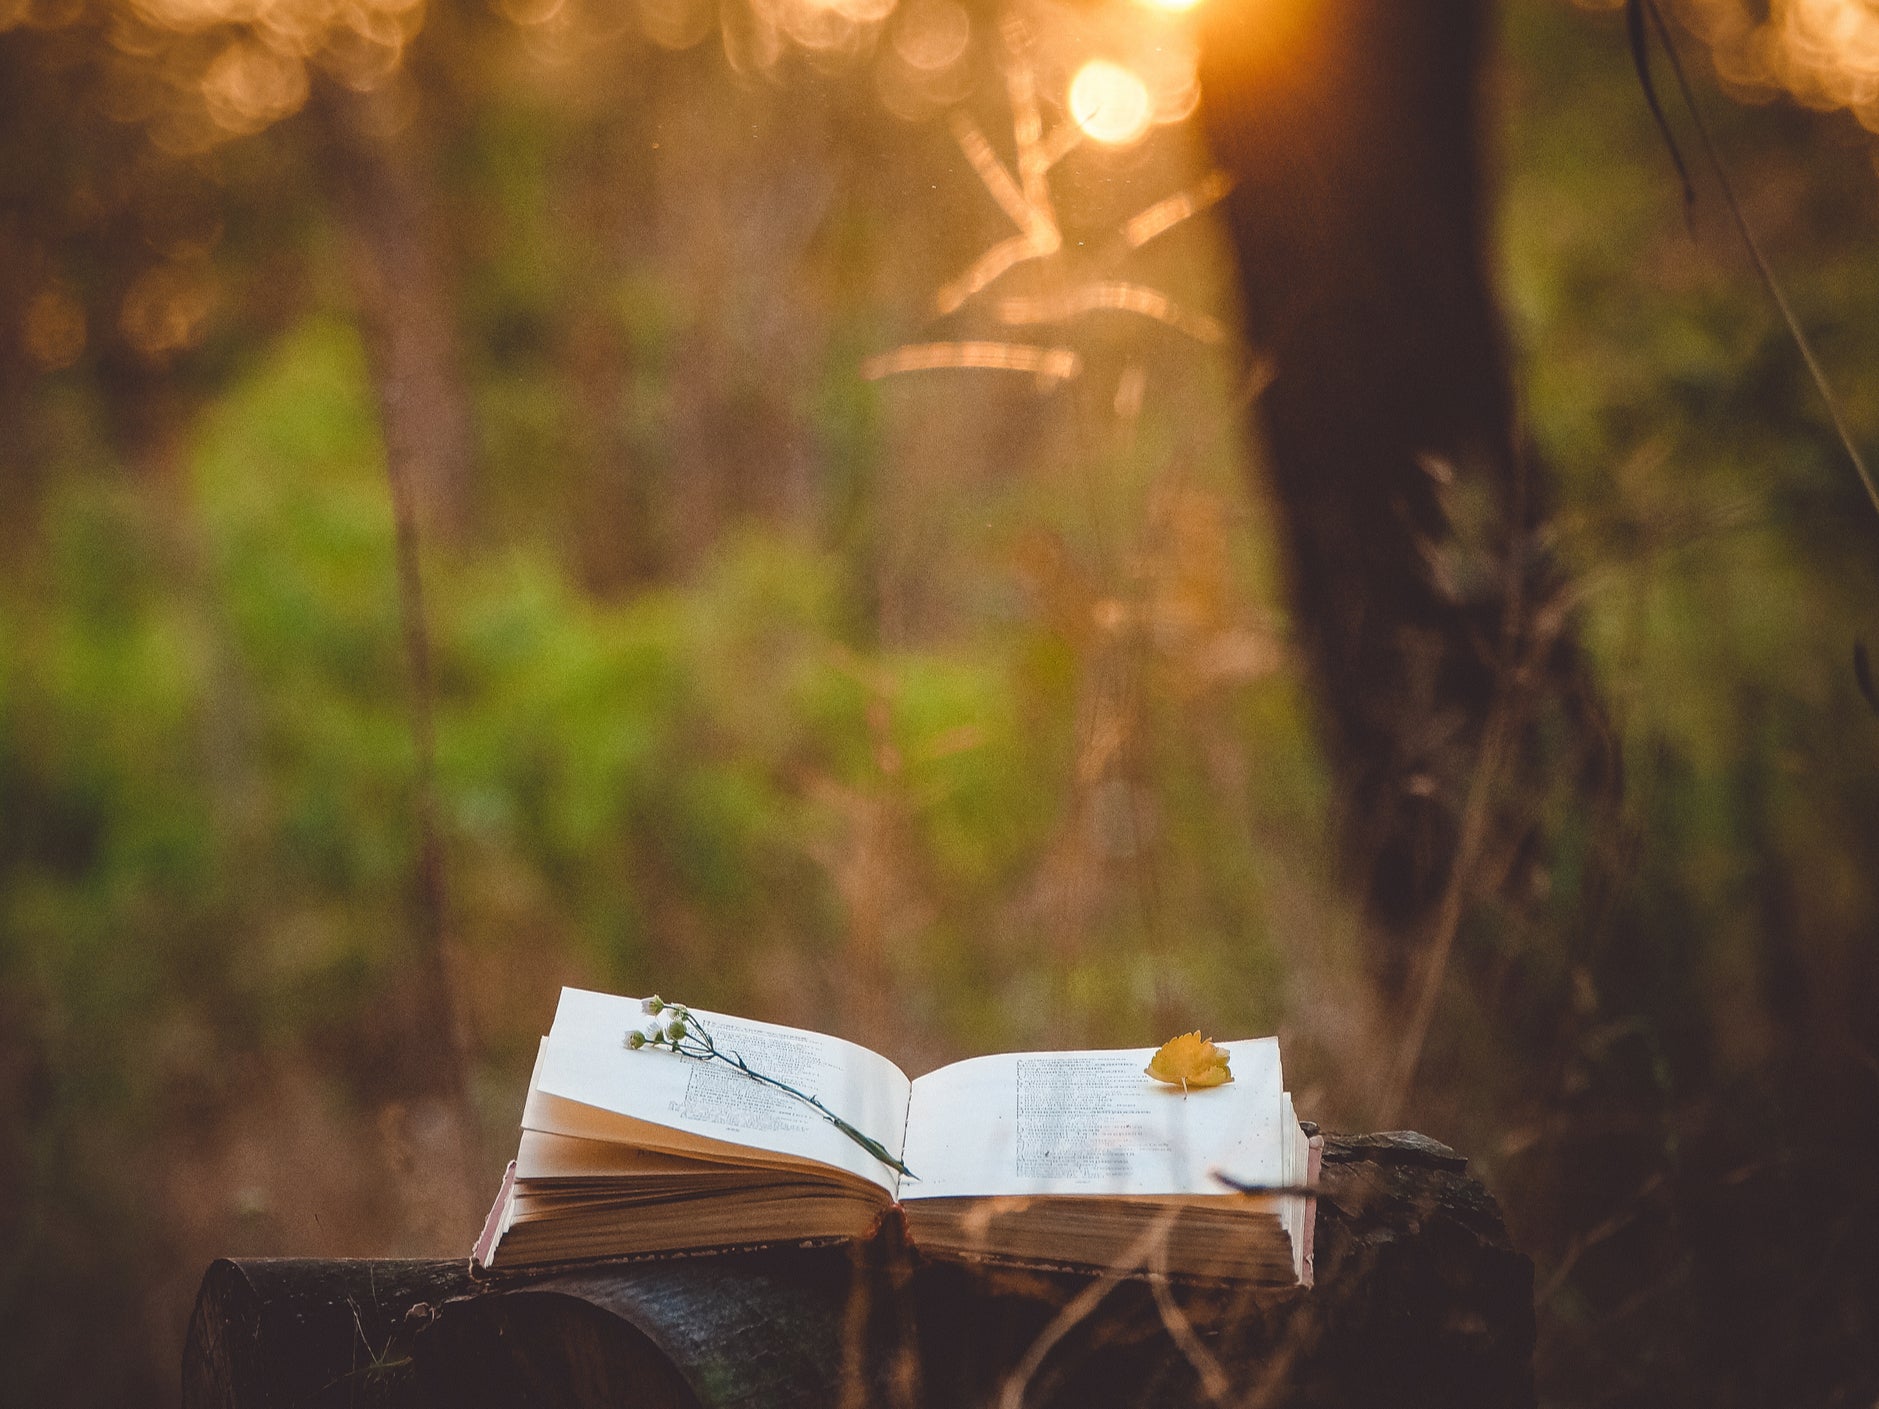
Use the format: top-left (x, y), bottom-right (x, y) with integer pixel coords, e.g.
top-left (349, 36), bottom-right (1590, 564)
top-left (637, 1007), bottom-right (915, 1180)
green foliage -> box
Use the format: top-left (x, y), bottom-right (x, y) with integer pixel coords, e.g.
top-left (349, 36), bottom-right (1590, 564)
top-left (0, 298), bottom-right (1301, 1136)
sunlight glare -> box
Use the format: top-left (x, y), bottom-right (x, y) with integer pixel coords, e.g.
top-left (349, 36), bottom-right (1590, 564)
top-left (1069, 59), bottom-right (1153, 146)
top-left (1677, 0), bottom-right (1879, 133)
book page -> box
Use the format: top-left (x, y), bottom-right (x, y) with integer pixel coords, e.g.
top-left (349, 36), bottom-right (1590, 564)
top-left (900, 1040), bottom-right (1286, 1199)
top-left (515, 1129), bottom-right (768, 1181)
top-left (532, 988), bottom-right (913, 1196)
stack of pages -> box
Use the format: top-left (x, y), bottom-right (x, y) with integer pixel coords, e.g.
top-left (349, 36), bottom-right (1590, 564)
top-left (475, 988), bottom-right (1318, 1285)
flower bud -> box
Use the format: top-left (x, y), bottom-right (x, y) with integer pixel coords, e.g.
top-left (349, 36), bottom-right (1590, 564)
top-left (665, 1016), bottom-right (688, 1040)
top-left (642, 996), bottom-right (665, 1015)
top-left (626, 1030), bottom-right (646, 1050)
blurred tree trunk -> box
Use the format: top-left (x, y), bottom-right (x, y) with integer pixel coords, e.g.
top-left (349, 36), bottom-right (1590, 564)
top-left (308, 82), bottom-right (472, 1090)
top-left (307, 80), bottom-right (480, 1238)
top-left (311, 82), bottom-right (478, 539)
top-left (561, 80), bottom-right (663, 592)
top-left (1197, 0), bottom-right (1609, 989)
top-left (0, 301), bottom-right (42, 560)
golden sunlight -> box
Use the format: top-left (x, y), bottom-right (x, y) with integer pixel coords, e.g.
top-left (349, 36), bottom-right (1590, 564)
top-left (1677, 0), bottom-right (1879, 132)
top-left (1780, 0), bottom-right (1879, 105)
top-left (1138, 0), bottom-right (1207, 13)
top-left (1069, 59), bottom-right (1153, 146)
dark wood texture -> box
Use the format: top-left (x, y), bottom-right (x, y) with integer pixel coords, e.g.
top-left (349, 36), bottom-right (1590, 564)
top-left (183, 1258), bottom-right (475, 1409)
top-left (183, 1132), bottom-right (1533, 1409)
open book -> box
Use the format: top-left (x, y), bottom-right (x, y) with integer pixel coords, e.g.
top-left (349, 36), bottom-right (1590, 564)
top-left (474, 988), bottom-right (1318, 1285)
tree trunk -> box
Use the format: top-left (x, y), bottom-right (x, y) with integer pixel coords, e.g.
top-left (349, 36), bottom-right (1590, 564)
top-left (1196, 0), bottom-right (1609, 990)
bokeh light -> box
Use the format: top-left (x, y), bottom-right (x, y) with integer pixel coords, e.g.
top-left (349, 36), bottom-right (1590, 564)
top-left (21, 288), bottom-right (87, 371)
top-left (119, 262), bottom-right (215, 359)
top-left (1671, 0), bottom-right (1879, 133)
top-left (891, 0), bottom-right (969, 71)
top-left (1068, 58), bottom-right (1153, 146)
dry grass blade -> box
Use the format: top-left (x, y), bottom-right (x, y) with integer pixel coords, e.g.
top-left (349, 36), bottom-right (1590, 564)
top-left (1533, 1169), bottom-right (1668, 1307)
top-left (1002, 27), bottom-right (1053, 220)
top-left (936, 233), bottom-right (1055, 315)
top-left (861, 340), bottom-right (1082, 386)
top-left (1121, 172), bottom-right (1233, 251)
top-left (934, 105), bottom-right (1062, 316)
top-left (994, 1207), bottom-right (1183, 1409)
top-left (1038, 119), bottom-right (1083, 170)
top-left (1147, 1251), bottom-right (1234, 1406)
top-left (1378, 471), bottom-right (1583, 1122)
top-left (996, 281), bottom-right (1227, 343)
top-left (952, 112), bottom-right (1053, 245)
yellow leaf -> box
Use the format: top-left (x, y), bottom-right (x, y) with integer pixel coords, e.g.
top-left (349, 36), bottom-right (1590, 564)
top-left (1145, 1032), bottom-right (1233, 1089)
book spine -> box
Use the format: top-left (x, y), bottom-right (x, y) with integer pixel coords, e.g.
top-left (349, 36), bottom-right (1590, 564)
top-left (1302, 1133), bottom-right (1324, 1288)
top-left (470, 1160), bottom-right (519, 1272)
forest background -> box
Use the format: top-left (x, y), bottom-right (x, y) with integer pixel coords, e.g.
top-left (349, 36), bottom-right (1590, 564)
top-left (2, 0), bottom-right (1877, 1403)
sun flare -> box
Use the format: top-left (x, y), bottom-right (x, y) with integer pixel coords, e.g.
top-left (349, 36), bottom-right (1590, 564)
top-left (1068, 59), bottom-right (1153, 146)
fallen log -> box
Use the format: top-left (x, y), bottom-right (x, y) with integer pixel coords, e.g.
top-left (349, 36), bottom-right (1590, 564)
top-left (182, 1131), bottom-right (1533, 1408)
